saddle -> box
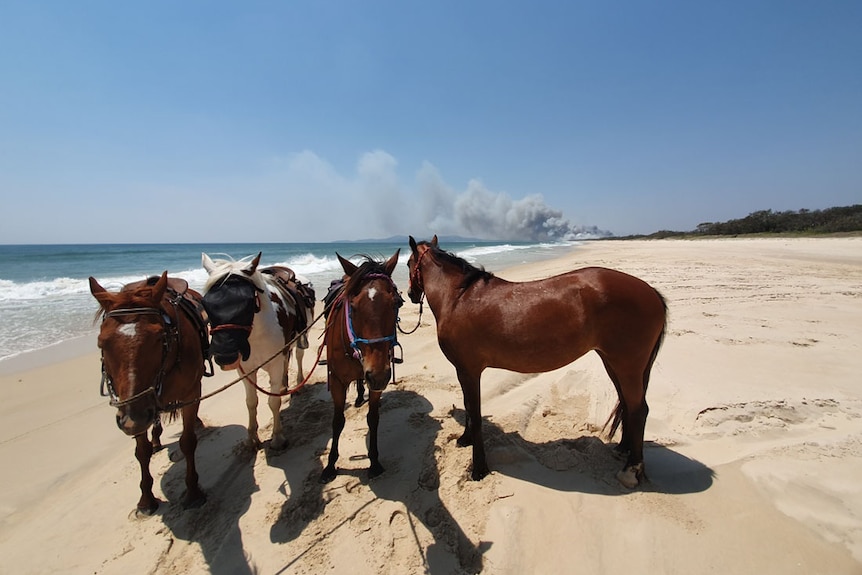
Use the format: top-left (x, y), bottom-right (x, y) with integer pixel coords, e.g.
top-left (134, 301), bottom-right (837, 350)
top-left (124, 275), bottom-right (213, 375)
top-left (261, 266), bottom-right (316, 348)
top-left (322, 278), bottom-right (345, 319)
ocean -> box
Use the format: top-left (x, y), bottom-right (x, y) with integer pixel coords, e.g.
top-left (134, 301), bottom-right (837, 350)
top-left (0, 239), bottom-right (581, 364)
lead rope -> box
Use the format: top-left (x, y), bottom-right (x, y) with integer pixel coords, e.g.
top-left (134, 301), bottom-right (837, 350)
top-left (161, 302), bottom-right (334, 411)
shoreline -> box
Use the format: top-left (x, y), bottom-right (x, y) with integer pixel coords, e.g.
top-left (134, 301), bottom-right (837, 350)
top-left (0, 333), bottom-right (98, 377)
top-left (2, 237), bottom-right (861, 573)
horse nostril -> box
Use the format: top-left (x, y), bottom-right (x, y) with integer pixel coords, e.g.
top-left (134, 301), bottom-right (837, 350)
top-left (116, 413), bottom-right (126, 430)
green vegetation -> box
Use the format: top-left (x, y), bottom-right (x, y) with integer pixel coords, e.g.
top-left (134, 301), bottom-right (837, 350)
top-left (615, 205), bottom-right (862, 239)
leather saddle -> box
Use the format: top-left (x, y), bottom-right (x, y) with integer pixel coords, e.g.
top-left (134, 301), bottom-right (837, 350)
top-left (261, 266), bottom-right (316, 347)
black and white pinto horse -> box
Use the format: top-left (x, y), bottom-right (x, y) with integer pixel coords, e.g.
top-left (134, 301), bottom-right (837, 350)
top-left (201, 252), bottom-right (315, 450)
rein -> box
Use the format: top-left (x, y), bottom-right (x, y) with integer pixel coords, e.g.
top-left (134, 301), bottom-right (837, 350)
top-left (399, 248), bottom-right (430, 335)
top-left (158, 297), bottom-right (338, 410)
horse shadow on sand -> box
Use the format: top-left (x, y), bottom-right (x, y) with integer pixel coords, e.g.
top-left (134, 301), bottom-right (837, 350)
top-left (454, 408), bottom-right (715, 496)
top-left (155, 420), bottom-right (260, 575)
top-left (267, 384), bottom-right (487, 574)
top-left (151, 382), bottom-right (336, 575)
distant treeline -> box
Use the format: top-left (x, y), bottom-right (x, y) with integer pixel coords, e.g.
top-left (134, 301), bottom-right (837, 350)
top-left (620, 205), bottom-right (862, 239)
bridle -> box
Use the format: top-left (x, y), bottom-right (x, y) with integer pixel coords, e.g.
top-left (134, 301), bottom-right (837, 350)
top-left (342, 273), bottom-right (402, 362)
top-left (100, 304), bottom-right (180, 409)
top-left (408, 247), bottom-right (432, 301)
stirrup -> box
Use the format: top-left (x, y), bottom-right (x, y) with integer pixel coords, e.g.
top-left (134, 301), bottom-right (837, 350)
top-left (391, 342), bottom-right (403, 364)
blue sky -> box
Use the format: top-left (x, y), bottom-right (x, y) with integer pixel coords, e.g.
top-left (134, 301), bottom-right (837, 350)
top-left (1, 1), bottom-right (860, 243)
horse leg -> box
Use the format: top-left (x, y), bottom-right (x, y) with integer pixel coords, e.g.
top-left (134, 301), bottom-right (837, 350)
top-left (242, 374), bottom-right (261, 449)
top-left (355, 378), bottom-right (366, 407)
top-left (597, 353), bottom-right (632, 454)
top-left (295, 345), bottom-right (305, 384)
top-left (367, 389), bottom-right (385, 479)
top-left (150, 413), bottom-right (164, 452)
top-left (456, 368), bottom-right (489, 480)
top-left (320, 381), bottom-right (347, 483)
top-left (267, 361), bottom-right (288, 451)
top-left (180, 404), bottom-right (206, 509)
top-left (134, 433), bottom-right (158, 515)
top-left (615, 368), bottom-right (649, 489)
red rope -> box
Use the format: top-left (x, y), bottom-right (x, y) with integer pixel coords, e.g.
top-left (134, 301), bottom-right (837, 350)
top-left (239, 340), bottom-right (327, 397)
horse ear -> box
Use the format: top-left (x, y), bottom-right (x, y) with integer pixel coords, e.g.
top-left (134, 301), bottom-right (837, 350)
top-left (89, 276), bottom-right (113, 308)
top-left (245, 252), bottom-right (262, 275)
top-left (337, 253), bottom-right (358, 276)
top-left (89, 276), bottom-right (107, 296)
top-left (202, 253), bottom-right (216, 273)
top-left (151, 271), bottom-right (169, 302)
top-left (409, 236), bottom-right (418, 253)
top-left (384, 249), bottom-right (400, 276)
top-left (431, 235), bottom-right (438, 247)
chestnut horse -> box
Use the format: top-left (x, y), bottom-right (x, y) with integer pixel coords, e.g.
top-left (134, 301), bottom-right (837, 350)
top-left (89, 272), bottom-right (211, 514)
top-left (201, 252), bottom-right (315, 450)
top-left (320, 250), bottom-right (402, 483)
top-left (407, 236), bottom-right (667, 488)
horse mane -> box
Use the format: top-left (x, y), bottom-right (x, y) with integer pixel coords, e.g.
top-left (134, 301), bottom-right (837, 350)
top-left (428, 245), bottom-right (494, 292)
top-left (343, 255), bottom-right (394, 296)
top-left (202, 255), bottom-right (267, 292)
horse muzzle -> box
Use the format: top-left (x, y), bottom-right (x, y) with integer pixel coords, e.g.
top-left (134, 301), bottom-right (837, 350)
top-left (210, 334), bottom-right (251, 369)
top-left (213, 351), bottom-right (243, 371)
top-left (407, 287), bottom-right (423, 304)
top-left (364, 367), bottom-right (392, 392)
top-left (116, 406), bottom-right (156, 436)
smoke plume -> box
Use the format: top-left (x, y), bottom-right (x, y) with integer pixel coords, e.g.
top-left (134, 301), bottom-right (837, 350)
top-left (417, 164), bottom-right (611, 241)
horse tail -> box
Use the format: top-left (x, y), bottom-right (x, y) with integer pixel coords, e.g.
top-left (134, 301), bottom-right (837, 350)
top-left (603, 288), bottom-right (668, 439)
top-left (643, 289), bottom-right (668, 394)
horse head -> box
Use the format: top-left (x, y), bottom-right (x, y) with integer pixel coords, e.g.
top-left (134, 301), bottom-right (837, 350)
top-left (407, 235), bottom-right (438, 304)
top-left (90, 271), bottom-right (171, 436)
top-left (338, 249), bottom-right (401, 391)
top-left (201, 252), bottom-right (265, 371)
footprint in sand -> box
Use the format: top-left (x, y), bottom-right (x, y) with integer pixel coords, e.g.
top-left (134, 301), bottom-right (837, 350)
top-left (385, 508), bottom-right (423, 574)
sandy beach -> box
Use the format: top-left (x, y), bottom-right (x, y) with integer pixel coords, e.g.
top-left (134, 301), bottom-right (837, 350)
top-left (1, 237), bottom-right (861, 574)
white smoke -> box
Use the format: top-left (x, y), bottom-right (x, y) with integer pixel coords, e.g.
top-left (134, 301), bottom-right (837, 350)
top-left (416, 165), bottom-right (611, 241)
top-left (271, 151), bottom-right (611, 241)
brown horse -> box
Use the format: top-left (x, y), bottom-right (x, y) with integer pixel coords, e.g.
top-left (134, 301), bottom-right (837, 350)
top-left (320, 250), bottom-right (402, 483)
top-left (89, 271), bottom-right (210, 514)
top-left (407, 236), bottom-right (667, 488)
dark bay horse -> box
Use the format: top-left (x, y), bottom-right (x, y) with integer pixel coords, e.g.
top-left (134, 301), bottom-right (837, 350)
top-left (89, 272), bottom-right (211, 514)
top-left (320, 250), bottom-right (402, 483)
top-left (407, 236), bottom-right (667, 488)
top-left (201, 252), bottom-right (315, 450)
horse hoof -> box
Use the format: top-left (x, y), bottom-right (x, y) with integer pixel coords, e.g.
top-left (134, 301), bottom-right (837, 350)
top-left (456, 435), bottom-right (473, 448)
top-left (134, 502), bottom-right (159, 518)
top-left (268, 438), bottom-right (288, 453)
top-left (183, 491), bottom-right (207, 510)
top-left (470, 466), bottom-right (490, 481)
top-left (319, 467), bottom-right (337, 484)
top-left (354, 396), bottom-right (367, 408)
top-left (616, 464), bottom-right (643, 489)
top-left (368, 463), bottom-right (385, 479)
top-left (246, 437), bottom-right (262, 451)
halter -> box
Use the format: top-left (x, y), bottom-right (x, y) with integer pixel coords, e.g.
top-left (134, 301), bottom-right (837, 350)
top-left (343, 273), bottom-right (402, 361)
top-left (100, 305), bottom-right (179, 409)
top-left (409, 247), bottom-right (432, 300)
